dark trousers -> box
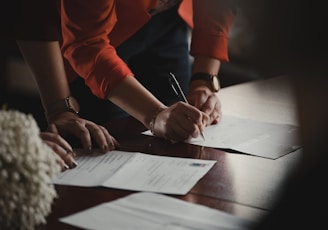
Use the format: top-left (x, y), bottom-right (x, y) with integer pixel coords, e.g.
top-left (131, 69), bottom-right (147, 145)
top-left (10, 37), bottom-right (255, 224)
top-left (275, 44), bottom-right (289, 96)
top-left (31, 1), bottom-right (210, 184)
top-left (70, 5), bottom-right (191, 125)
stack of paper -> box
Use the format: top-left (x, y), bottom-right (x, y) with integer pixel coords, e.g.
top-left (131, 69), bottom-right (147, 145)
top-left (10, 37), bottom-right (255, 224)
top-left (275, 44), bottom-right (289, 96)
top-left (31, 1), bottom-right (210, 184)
top-left (60, 192), bottom-right (255, 230)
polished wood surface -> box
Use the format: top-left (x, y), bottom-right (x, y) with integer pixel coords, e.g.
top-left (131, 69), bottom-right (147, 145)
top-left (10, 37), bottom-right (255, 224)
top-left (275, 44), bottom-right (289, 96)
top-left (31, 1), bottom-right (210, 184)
top-left (41, 76), bottom-right (301, 229)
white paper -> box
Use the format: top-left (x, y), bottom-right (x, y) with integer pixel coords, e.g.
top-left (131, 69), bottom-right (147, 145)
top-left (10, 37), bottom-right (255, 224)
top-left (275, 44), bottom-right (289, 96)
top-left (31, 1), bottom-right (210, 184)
top-left (143, 115), bottom-right (301, 159)
top-left (219, 75), bottom-right (299, 126)
top-left (53, 150), bottom-right (216, 195)
top-left (60, 192), bottom-right (255, 230)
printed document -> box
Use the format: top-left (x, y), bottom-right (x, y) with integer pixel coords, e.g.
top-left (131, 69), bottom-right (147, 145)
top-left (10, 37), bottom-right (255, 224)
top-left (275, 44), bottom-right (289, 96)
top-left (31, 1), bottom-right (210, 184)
top-left (53, 150), bottom-right (216, 195)
top-left (60, 192), bottom-right (255, 230)
top-left (143, 114), bottom-right (300, 159)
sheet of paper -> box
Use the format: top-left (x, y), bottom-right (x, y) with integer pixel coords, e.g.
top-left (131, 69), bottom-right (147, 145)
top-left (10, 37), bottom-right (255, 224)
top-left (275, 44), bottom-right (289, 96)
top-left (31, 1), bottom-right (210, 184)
top-left (220, 75), bottom-right (299, 126)
top-left (60, 192), bottom-right (255, 230)
top-left (143, 115), bottom-right (301, 159)
top-left (53, 150), bottom-right (216, 195)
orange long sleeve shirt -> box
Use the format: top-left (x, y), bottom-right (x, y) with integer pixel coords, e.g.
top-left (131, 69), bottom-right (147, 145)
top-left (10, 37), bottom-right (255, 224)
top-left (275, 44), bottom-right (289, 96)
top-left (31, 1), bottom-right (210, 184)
top-left (59, 0), bottom-right (235, 99)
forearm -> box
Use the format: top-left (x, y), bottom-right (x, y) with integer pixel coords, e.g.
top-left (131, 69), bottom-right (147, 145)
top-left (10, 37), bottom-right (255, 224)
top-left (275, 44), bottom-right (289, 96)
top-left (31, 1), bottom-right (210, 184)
top-left (107, 76), bottom-right (166, 128)
top-left (17, 41), bottom-right (118, 152)
top-left (16, 40), bottom-right (70, 108)
top-left (192, 55), bottom-right (221, 75)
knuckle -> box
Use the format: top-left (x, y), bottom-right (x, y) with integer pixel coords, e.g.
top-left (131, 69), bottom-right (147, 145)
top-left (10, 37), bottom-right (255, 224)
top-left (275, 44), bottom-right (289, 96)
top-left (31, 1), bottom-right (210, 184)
top-left (79, 128), bottom-right (89, 135)
top-left (51, 144), bottom-right (62, 153)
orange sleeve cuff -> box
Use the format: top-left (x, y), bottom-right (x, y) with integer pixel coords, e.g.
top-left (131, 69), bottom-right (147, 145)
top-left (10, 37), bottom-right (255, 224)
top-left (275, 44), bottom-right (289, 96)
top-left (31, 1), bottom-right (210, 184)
top-left (190, 32), bottom-right (230, 62)
top-left (86, 48), bottom-right (134, 99)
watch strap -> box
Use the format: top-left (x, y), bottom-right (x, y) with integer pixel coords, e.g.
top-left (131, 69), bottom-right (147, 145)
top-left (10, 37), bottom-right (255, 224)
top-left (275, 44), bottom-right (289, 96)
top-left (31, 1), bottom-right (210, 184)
top-left (190, 72), bottom-right (220, 92)
top-left (45, 96), bottom-right (80, 118)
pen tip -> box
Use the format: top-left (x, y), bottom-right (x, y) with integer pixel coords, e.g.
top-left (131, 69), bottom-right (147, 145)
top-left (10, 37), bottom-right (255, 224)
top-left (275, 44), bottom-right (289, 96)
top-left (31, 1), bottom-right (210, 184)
top-left (201, 133), bottom-right (205, 141)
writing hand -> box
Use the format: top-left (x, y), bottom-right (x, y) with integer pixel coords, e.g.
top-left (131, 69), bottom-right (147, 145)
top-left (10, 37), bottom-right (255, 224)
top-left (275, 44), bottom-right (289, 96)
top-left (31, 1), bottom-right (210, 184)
top-left (151, 102), bottom-right (208, 142)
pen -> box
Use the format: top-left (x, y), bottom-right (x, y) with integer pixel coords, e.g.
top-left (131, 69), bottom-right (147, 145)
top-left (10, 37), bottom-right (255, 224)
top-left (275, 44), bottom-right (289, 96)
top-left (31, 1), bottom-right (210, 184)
top-left (168, 72), bottom-right (206, 141)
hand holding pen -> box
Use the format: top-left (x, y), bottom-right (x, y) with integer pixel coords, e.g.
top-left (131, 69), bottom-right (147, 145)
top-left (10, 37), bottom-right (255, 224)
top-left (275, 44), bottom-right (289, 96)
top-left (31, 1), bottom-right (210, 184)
top-left (168, 72), bottom-right (207, 141)
top-left (148, 73), bottom-right (209, 142)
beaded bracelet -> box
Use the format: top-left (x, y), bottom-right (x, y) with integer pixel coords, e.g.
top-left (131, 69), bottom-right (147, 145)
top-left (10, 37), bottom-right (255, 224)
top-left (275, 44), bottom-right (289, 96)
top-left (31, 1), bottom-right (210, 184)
top-left (149, 107), bottom-right (166, 135)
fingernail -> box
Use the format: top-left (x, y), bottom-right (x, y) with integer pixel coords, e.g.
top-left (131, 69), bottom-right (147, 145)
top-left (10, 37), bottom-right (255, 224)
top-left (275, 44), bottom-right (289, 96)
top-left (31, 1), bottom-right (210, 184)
top-left (113, 140), bottom-right (120, 148)
top-left (64, 164), bottom-right (70, 170)
top-left (67, 151), bottom-right (76, 157)
top-left (72, 160), bottom-right (78, 167)
top-left (87, 146), bottom-right (92, 154)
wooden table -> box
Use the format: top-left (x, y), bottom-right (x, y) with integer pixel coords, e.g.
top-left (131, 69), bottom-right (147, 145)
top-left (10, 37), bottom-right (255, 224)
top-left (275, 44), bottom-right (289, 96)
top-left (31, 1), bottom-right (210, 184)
top-left (42, 76), bottom-right (301, 229)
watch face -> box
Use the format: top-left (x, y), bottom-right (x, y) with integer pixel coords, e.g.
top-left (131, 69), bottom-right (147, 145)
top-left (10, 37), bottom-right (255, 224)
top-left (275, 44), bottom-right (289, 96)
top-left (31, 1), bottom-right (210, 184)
top-left (212, 75), bottom-right (220, 92)
top-left (191, 73), bottom-right (220, 92)
top-left (67, 97), bottom-right (80, 114)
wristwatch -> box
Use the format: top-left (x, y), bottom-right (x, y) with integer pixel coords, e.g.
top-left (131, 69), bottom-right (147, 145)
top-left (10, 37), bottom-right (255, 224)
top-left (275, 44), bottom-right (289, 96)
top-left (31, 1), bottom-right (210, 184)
top-left (190, 72), bottom-right (220, 92)
top-left (45, 96), bottom-right (80, 117)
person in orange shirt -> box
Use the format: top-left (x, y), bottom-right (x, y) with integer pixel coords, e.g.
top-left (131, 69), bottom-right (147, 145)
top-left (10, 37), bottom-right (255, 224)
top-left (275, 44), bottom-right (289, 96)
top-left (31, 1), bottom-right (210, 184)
top-left (57, 0), bottom-right (236, 142)
top-left (7, 1), bottom-right (235, 143)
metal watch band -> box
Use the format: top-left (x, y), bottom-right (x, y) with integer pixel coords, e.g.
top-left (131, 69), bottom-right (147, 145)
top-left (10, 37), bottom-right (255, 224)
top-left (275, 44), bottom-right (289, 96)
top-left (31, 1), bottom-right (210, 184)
top-left (45, 96), bottom-right (80, 117)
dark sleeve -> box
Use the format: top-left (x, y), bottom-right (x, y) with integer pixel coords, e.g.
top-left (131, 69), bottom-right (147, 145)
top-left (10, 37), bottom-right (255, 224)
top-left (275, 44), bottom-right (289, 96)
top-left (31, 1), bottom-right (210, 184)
top-left (14, 0), bottom-right (61, 41)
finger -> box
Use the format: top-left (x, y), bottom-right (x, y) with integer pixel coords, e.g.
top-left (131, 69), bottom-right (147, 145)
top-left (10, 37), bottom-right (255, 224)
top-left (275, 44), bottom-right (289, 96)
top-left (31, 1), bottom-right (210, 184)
top-left (170, 116), bottom-right (199, 141)
top-left (45, 140), bottom-right (77, 168)
top-left (182, 105), bottom-right (204, 127)
top-left (201, 94), bottom-right (217, 115)
top-left (165, 124), bottom-right (188, 142)
top-left (65, 120), bottom-right (93, 152)
top-left (40, 132), bottom-right (73, 153)
top-left (169, 103), bottom-right (203, 137)
top-left (99, 126), bottom-right (119, 151)
top-left (43, 140), bottom-right (77, 170)
top-left (190, 96), bottom-right (203, 109)
top-left (200, 112), bottom-right (210, 127)
top-left (49, 146), bottom-right (69, 171)
top-left (55, 156), bottom-right (69, 172)
top-left (201, 95), bottom-right (221, 125)
top-left (47, 123), bottom-right (59, 134)
top-left (85, 123), bottom-right (113, 153)
top-left (212, 111), bottom-right (222, 124)
top-left (187, 90), bottom-right (208, 109)
top-left (64, 153), bottom-right (78, 169)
